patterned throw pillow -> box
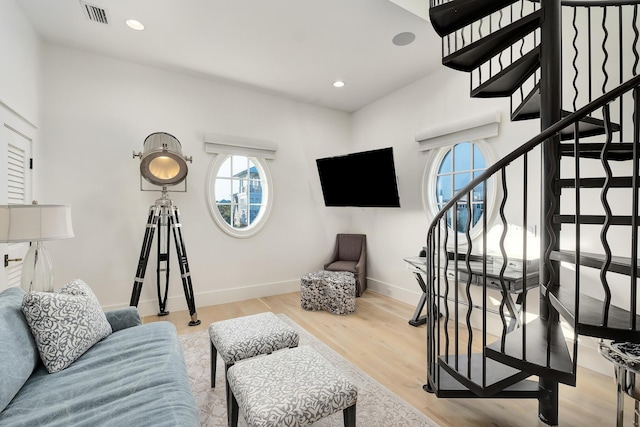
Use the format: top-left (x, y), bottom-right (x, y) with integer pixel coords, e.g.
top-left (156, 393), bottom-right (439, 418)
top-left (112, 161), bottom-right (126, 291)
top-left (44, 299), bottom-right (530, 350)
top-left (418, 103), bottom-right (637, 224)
top-left (21, 279), bottom-right (112, 373)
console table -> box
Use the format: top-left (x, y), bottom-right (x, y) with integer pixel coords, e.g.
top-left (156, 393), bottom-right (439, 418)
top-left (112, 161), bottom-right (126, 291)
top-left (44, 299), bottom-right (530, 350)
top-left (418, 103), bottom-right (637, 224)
top-left (404, 256), bottom-right (540, 330)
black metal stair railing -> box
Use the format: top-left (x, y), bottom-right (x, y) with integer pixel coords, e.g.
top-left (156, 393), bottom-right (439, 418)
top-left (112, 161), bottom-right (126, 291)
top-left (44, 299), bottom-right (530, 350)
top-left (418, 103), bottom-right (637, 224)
top-left (563, 2), bottom-right (640, 143)
top-left (511, 2), bottom-right (640, 129)
top-left (469, 2), bottom-right (541, 96)
top-left (425, 73), bottom-right (640, 396)
top-left (432, 0), bottom-right (541, 81)
top-left (433, 0), bottom-right (640, 135)
top-left (430, 0), bottom-right (540, 101)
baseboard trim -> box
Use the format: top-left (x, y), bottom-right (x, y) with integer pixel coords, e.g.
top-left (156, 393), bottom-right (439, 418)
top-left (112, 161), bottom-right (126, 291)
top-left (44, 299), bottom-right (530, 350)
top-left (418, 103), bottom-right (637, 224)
top-left (367, 278), bottom-right (423, 306)
top-left (114, 277), bottom-right (425, 318)
top-left (103, 279), bottom-right (301, 317)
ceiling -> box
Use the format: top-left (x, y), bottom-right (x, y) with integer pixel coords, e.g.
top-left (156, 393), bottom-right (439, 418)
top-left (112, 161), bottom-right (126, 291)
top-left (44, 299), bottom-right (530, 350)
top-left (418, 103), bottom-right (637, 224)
top-left (16, 0), bottom-right (442, 112)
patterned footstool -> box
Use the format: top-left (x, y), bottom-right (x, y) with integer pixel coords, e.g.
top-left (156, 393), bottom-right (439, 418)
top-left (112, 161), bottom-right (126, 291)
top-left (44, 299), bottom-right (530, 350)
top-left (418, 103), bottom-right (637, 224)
top-left (209, 312), bottom-right (299, 423)
top-left (227, 345), bottom-right (357, 427)
top-left (300, 270), bottom-right (356, 315)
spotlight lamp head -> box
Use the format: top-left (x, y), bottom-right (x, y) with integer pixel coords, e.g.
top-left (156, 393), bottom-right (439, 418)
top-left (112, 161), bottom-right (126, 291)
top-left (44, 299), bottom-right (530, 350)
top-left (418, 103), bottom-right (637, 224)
top-left (134, 132), bottom-right (192, 187)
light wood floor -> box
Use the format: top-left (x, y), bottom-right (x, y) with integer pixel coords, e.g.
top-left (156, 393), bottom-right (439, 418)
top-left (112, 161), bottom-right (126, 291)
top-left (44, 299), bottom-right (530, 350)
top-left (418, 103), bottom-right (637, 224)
top-left (144, 291), bottom-right (634, 426)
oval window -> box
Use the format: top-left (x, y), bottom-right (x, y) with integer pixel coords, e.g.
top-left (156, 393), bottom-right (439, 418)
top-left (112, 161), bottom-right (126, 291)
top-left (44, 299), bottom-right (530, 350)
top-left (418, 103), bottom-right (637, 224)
top-left (207, 155), bottom-right (273, 238)
top-left (423, 140), bottom-right (495, 239)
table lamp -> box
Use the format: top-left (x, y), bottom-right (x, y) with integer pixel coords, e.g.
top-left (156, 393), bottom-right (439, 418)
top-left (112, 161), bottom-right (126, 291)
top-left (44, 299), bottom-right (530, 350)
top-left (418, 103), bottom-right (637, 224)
top-left (0, 202), bottom-right (74, 292)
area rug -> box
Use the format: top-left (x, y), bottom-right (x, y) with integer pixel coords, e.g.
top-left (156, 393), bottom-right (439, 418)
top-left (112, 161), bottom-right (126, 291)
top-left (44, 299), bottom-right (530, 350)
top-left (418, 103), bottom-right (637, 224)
top-left (178, 314), bottom-right (440, 427)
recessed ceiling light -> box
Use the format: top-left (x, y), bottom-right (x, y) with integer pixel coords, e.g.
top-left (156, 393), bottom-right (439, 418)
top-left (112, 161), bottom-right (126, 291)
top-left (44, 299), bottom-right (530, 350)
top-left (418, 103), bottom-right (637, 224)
top-left (392, 32), bottom-right (416, 46)
top-left (333, 81), bottom-right (345, 88)
top-left (125, 19), bottom-right (145, 31)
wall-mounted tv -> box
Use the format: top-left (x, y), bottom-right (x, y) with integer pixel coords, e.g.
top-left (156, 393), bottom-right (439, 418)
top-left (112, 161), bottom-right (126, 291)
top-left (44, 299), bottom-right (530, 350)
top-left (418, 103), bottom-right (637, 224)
top-left (316, 147), bottom-right (400, 208)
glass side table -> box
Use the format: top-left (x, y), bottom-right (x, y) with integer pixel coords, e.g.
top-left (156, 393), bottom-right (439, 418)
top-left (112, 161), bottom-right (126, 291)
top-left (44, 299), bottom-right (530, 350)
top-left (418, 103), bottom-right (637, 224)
top-left (599, 341), bottom-right (640, 427)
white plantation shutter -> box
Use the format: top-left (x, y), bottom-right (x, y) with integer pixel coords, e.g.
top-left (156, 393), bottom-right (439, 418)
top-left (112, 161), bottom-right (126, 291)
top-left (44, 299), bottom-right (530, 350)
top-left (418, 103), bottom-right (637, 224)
top-left (0, 102), bottom-right (35, 289)
top-left (6, 141), bottom-right (27, 287)
top-left (8, 142), bottom-right (26, 204)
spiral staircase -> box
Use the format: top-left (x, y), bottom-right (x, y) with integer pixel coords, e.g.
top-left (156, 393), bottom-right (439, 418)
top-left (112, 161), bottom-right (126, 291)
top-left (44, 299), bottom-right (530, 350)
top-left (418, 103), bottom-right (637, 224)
top-left (425, 0), bottom-right (640, 424)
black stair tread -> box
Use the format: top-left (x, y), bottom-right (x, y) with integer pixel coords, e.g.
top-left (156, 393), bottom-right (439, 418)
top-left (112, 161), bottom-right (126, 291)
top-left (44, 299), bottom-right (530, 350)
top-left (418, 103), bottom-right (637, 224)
top-left (428, 364), bottom-right (540, 399)
top-left (511, 82), bottom-right (542, 121)
top-left (471, 47), bottom-right (540, 98)
top-left (558, 114), bottom-right (622, 140)
top-left (560, 142), bottom-right (634, 161)
top-left (557, 176), bottom-right (634, 189)
top-left (511, 86), bottom-right (621, 140)
top-left (485, 318), bottom-right (576, 386)
top-left (438, 353), bottom-right (531, 397)
top-left (430, 0), bottom-right (522, 38)
top-left (553, 214), bottom-right (639, 225)
top-left (551, 250), bottom-right (640, 277)
top-left (443, 10), bottom-right (542, 72)
top-left (546, 282), bottom-right (640, 342)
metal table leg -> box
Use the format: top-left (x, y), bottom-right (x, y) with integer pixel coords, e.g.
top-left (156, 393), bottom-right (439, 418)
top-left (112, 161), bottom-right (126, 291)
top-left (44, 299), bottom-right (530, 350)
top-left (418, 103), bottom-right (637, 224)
top-left (409, 291), bottom-right (427, 326)
top-left (618, 365), bottom-right (626, 427)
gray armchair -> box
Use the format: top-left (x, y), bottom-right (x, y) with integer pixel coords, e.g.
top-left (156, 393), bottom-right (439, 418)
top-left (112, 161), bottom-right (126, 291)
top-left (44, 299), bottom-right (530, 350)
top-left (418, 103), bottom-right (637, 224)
top-left (324, 234), bottom-right (367, 296)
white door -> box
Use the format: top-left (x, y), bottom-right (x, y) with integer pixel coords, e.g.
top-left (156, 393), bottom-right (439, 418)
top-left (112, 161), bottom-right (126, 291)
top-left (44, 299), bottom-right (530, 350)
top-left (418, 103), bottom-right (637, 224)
top-left (0, 104), bottom-right (34, 290)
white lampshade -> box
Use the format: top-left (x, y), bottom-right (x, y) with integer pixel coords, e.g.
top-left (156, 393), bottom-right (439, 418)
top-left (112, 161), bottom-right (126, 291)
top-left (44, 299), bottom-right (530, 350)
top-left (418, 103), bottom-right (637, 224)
top-left (0, 204), bottom-right (74, 292)
top-left (0, 204), bottom-right (74, 243)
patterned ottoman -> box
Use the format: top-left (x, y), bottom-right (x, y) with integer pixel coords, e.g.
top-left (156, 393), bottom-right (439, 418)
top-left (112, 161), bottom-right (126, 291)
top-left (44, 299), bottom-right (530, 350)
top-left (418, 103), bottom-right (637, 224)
top-left (227, 345), bottom-right (357, 427)
top-left (300, 270), bottom-right (356, 315)
top-left (209, 312), bottom-right (299, 423)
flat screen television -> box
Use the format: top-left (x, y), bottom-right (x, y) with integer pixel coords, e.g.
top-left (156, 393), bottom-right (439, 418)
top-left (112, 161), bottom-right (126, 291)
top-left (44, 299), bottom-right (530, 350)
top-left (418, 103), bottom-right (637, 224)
top-left (316, 147), bottom-right (400, 207)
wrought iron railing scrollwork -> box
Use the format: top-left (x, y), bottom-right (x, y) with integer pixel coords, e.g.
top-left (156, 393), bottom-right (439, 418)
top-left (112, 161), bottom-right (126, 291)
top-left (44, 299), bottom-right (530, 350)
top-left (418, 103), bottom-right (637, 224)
top-left (599, 104), bottom-right (614, 324)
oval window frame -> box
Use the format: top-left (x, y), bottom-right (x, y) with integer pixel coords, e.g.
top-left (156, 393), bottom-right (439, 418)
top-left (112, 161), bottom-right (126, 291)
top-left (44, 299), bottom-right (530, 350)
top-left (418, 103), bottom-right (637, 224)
top-left (421, 139), bottom-right (497, 242)
top-left (206, 154), bottom-right (273, 238)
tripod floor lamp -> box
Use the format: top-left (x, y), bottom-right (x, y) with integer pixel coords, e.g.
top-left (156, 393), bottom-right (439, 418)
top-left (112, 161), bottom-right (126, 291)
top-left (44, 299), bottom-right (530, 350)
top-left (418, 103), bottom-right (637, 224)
top-left (129, 132), bottom-right (200, 326)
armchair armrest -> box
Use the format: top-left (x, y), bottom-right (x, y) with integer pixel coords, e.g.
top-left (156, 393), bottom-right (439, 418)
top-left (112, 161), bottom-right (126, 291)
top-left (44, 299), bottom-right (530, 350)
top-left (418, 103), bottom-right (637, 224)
top-left (355, 238), bottom-right (366, 269)
top-left (105, 307), bottom-right (142, 332)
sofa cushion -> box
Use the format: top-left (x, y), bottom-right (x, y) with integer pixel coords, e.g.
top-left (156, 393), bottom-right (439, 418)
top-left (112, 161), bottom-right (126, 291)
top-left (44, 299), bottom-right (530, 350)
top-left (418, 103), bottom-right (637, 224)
top-left (22, 279), bottom-right (112, 373)
top-left (0, 287), bottom-right (39, 413)
top-left (0, 322), bottom-right (200, 427)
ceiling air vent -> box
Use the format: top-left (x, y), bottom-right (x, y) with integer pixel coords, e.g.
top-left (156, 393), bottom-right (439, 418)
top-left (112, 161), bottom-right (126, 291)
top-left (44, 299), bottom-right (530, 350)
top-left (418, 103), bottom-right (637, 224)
top-left (80, 1), bottom-right (109, 24)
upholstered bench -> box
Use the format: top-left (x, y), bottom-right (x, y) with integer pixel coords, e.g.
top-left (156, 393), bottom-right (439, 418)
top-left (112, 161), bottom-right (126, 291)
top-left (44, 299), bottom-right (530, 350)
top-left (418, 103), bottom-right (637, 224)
top-left (208, 312), bottom-right (299, 423)
top-left (300, 270), bottom-right (356, 315)
top-left (227, 345), bottom-right (357, 427)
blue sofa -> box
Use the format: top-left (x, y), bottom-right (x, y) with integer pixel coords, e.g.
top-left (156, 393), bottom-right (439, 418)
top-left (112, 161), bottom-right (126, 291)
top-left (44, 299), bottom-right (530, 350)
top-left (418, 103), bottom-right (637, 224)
top-left (0, 287), bottom-right (199, 427)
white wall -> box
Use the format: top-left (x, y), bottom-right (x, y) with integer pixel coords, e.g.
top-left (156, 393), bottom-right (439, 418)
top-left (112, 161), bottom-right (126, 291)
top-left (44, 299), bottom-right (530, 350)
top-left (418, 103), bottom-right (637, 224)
top-left (39, 45), bottom-right (352, 316)
top-left (350, 66), bottom-right (540, 303)
top-left (0, 1), bottom-right (42, 290)
top-left (0, 0), bottom-right (42, 124)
